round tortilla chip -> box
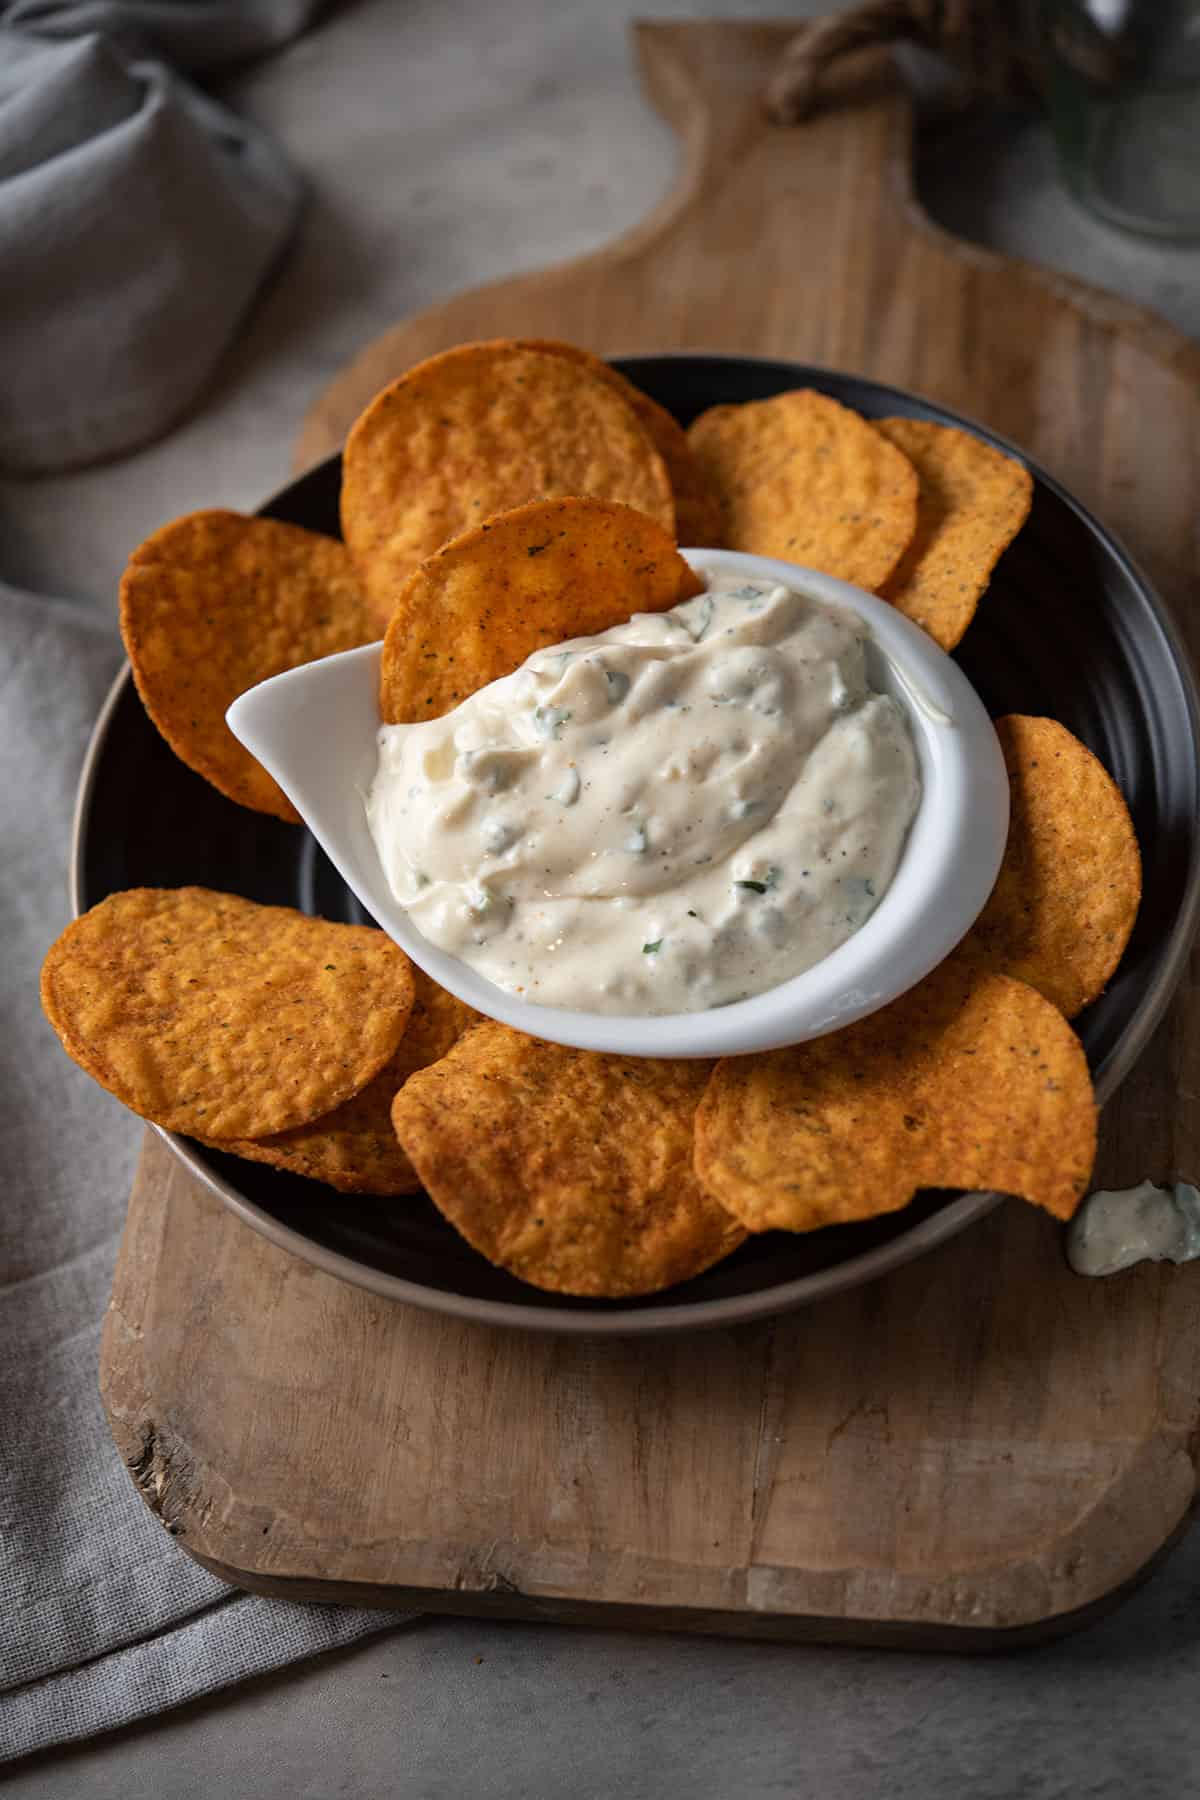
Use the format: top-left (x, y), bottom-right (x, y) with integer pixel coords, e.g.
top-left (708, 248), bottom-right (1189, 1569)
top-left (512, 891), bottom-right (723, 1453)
top-left (694, 966), bottom-right (1097, 1233)
top-left (41, 888), bottom-right (415, 1140)
top-left (120, 511), bottom-right (368, 823)
top-left (512, 339), bottom-right (723, 547)
top-left (378, 495), bottom-right (702, 723)
top-left (686, 389), bottom-right (918, 588)
top-left (954, 715), bottom-right (1141, 1018)
top-left (341, 341), bottom-right (676, 635)
top-left (219, 970), bottom-right (481, 1194)
top-left (391, 1024), bottom-right (746, 1297)
top-left (874, 418), bottom-right (1033, 650)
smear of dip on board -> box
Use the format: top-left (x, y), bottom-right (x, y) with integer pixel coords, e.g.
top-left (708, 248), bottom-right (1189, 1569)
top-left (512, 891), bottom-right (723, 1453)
top-left (1067, 1180), bottom-right (1200, 1277)
top-left (367, 574), bottom-right (920, 1015)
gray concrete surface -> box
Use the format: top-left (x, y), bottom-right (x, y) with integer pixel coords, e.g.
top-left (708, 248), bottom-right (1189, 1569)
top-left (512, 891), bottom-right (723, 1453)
top-left (6, 1), bottom-right (1200, 1793)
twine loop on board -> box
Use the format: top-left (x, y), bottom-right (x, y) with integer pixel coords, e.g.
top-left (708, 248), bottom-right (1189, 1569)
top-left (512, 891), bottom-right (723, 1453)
top-left (765, 0), bottom-right (1042, 126)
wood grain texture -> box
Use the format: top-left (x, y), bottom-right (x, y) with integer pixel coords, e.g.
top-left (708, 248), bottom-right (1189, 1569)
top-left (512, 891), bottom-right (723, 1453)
top-left (102, 20), bottom-right (1200, 1643)
top-left (103, 1130), bottom-right (1200, 1642)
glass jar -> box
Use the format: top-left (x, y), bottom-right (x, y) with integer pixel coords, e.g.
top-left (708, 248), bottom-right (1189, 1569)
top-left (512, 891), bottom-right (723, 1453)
top-left (1044, 0), bottom-right (1200, 239)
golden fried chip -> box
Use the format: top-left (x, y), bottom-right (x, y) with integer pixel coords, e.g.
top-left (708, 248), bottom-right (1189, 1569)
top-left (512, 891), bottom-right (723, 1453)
top-left (513, 339), bottom-right (723, 546)
top-left (686, 389), bottom-right (918, 588)
top-left (954, 716), bottom-right (1141, 1017)
top-left (694, 966), bottom-right (1096, 1234)
top-left (120, 511), bottom-right (368, 822)
top-left (40, 888), bottom-right (414, 1140)
top-left (391, 1024), bottom-right (746, 1296)
top-left (341, 341), bottom-right (676, 634)
top-left (220, 970), bottom-right (481, 1194)
top-left (379, 496), bottom-right (703, 722)
top-left (874, 418), bottom-right (1033, 649)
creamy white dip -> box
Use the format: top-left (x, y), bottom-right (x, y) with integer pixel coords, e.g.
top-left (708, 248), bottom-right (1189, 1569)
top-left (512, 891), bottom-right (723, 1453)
top-left (367, 574), bottom-right (920, 1014)
top-left (1067, 1180), bottom-right (1200, 1277)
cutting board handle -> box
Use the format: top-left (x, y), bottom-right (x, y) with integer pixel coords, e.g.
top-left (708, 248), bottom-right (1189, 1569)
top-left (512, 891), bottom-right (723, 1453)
top-left (633, 19), bottom-right (905, 225)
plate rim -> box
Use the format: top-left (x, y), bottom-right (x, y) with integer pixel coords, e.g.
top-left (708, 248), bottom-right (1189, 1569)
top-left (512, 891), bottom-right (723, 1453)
top-left (73, 353), bottom-right (1200, 1336)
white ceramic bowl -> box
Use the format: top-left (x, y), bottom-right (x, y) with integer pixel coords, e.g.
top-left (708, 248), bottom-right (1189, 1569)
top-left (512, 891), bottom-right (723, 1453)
top-left (227, 549), bottom-right (1009, 1058)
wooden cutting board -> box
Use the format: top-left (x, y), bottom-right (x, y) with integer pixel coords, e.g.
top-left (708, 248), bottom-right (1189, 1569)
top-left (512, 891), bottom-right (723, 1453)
top-left (101, 21), bottom-right (1200, 1646)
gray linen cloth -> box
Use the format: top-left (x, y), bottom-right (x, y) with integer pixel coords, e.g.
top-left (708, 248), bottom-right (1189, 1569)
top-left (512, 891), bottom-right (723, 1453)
top-left (0, 2), bottom-right (322, 473)
top-left (0, 582), bottom-right (412, 1763)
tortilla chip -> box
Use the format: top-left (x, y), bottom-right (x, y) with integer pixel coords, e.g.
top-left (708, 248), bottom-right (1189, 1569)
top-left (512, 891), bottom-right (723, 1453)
top-left (120, 511), bottom-right (368, 823)
top-left (40, 887), bottom-right (414, 1140)
top-left (341, 341), bottom-right (676, 635)
top-left (694, 966), bottom-right (1096, 1233)
top-left (513, 339), bottom-right (723, 547)
top-left (874, 418), bottom-right (1033, 649)
top-left (378, 495), bottom-right (702, 723)
top-left (219, 970), bottom-right (481, 1194)
top-left (391, 1024), bottom-right (746, 1296)
top-left (954, 716), bottom-right (1141, 1017)
top-left (686, 389), bottom-right (918, 588)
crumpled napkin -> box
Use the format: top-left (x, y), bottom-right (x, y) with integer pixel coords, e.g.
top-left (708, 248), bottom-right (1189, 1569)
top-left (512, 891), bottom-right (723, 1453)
top-left (0, 2), bottom-right (321, 473)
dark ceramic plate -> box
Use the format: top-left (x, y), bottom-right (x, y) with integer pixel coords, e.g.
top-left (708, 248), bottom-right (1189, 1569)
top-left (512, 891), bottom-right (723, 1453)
top-left (74, 356), bottom-right (1200, 1334)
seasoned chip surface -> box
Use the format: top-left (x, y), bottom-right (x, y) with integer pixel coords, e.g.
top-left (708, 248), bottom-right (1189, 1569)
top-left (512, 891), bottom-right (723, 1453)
top-left (513, 339), bottom-right (723, 548)
top-left (686, 389), bottom-right (918, 588)
top-left (41, 888), bottom-right (414, 1140)
top-left (874, 418), bottom-right (1033, 649)
top-left (391, 1024), bottom-right (746, 1296)
top-left (120, 511), bottom-right (368, 822)
top-left (695, 967), bottom-right (1096, 1233)
top-left (955, 716), bottom-right (1141, 1017)
top-left (341, 342), bottom-right (676, 634)
top-left (223, 970), bottom-right (481, 1194)
top-left (378, 495), bottom-right (702, 723)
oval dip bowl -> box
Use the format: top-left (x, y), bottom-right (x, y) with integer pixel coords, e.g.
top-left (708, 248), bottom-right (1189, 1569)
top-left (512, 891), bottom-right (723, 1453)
top-left (227, 548), bottom-right (1010, 1059)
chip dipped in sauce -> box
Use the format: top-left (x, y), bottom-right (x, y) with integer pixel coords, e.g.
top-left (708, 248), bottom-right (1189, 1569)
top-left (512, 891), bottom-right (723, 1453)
top-left (366, 573), bottom-right (921, 1015)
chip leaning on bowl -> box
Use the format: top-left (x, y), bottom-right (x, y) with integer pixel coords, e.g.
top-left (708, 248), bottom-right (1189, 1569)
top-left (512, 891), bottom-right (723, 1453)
top-left (44, 336), bottom-right (1141, 1299)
